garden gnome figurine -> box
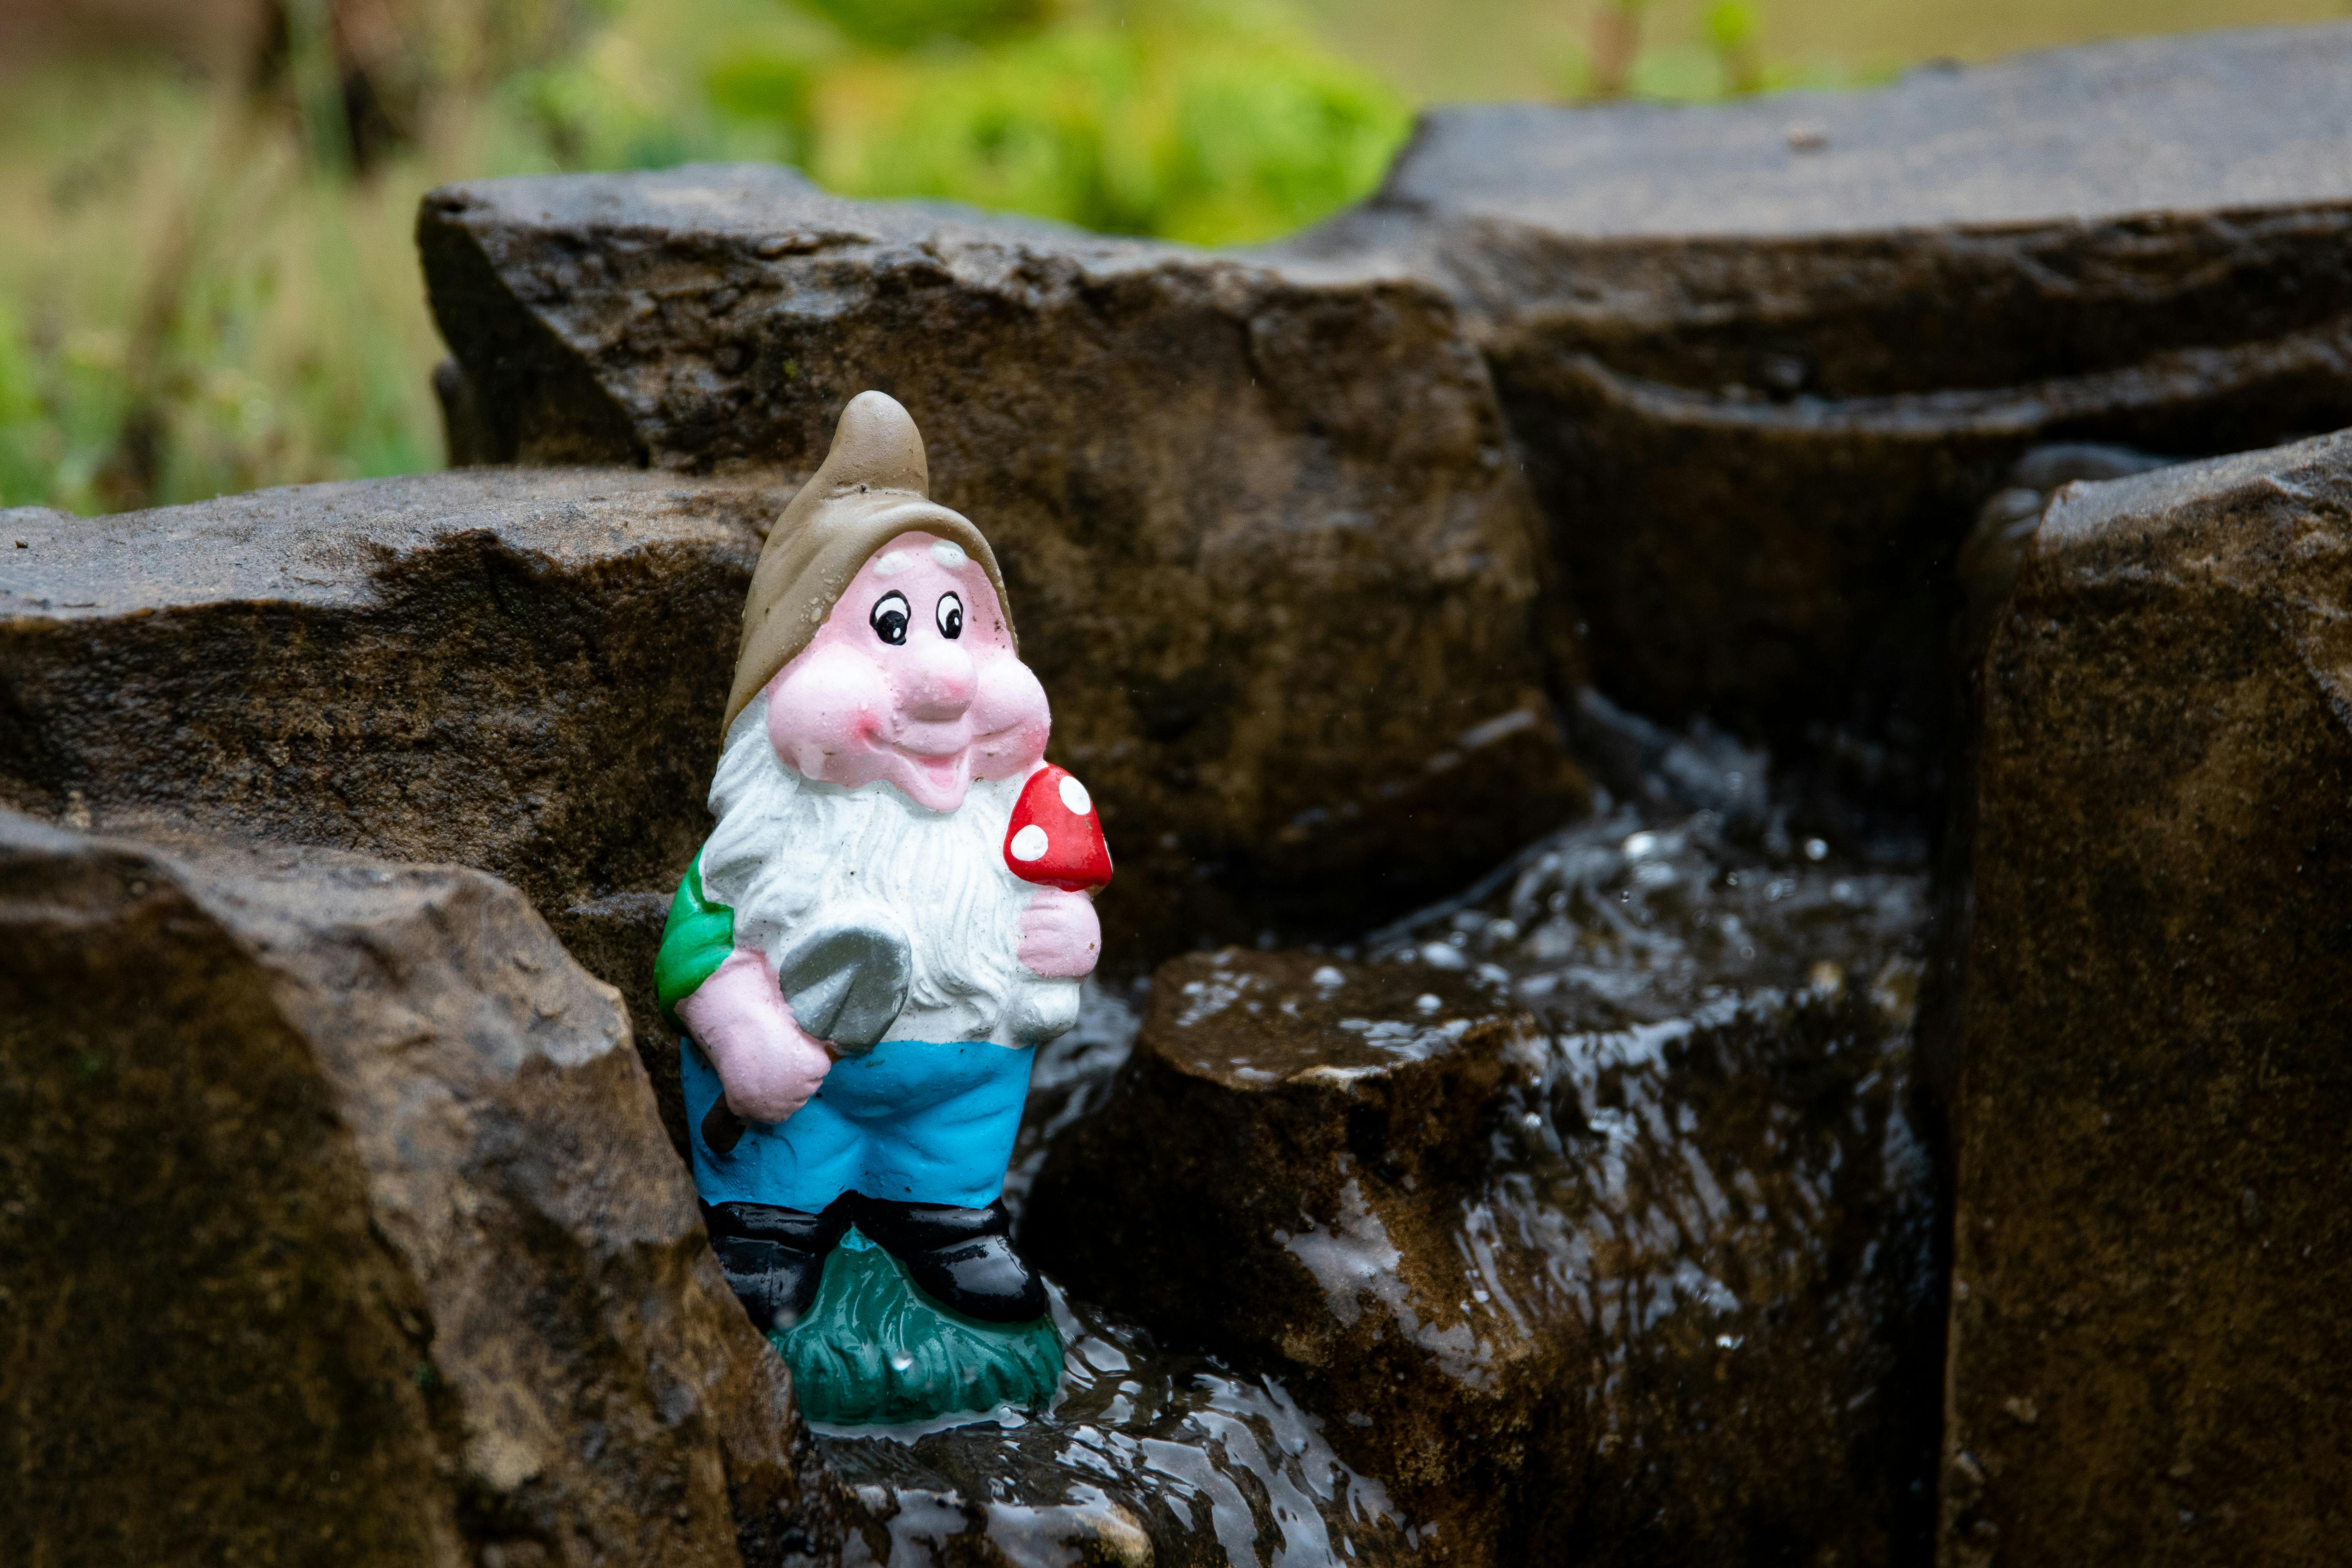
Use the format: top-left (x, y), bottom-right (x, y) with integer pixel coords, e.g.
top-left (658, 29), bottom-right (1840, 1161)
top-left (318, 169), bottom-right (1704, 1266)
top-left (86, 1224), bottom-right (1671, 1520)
top-left (655, 390), bottom-right (1109, 1423)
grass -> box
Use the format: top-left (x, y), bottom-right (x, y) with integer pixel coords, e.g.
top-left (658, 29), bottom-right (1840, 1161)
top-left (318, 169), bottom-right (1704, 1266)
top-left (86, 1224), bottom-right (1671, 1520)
top-left (2, 0), bottom-right (2342, 514)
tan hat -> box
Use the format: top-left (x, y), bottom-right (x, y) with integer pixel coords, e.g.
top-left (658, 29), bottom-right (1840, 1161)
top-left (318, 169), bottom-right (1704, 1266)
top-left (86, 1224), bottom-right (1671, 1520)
top-left (722, 391), bottom-right (1016, 736)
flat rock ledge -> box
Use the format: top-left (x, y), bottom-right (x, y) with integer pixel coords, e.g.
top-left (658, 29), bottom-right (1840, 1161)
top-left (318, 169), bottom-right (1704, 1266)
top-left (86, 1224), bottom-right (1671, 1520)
top-left (1286, 23), bottom-right (2352, 784)
top-left (0, 467), bottom-right (790, 1150)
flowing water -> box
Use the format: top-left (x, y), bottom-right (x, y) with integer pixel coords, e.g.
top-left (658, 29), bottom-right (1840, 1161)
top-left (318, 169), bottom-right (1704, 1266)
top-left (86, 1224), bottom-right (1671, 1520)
top-left (827, 744), bottom-right (1941, 1565)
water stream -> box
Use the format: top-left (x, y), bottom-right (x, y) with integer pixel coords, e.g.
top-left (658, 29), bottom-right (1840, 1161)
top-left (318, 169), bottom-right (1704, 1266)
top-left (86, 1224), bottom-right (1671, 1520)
top-left (828, 753), bottom-right (1940, 1564)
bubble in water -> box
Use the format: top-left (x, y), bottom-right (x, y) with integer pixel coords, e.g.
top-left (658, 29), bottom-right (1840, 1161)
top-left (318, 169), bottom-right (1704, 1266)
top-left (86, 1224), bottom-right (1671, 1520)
top-left (1804, 837), bottom-right (1829, 861)
top-left (1415, 993), bottom-right (1443, 1014)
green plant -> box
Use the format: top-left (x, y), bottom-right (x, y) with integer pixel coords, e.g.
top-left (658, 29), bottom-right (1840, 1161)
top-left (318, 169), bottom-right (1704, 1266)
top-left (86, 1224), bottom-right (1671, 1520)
top-left (796, 0), bottom-right (1058, 50)
top-left (0, 306), bottom-right (53, 506)
top-left (713, 0), bottom-right (1410, 243)
top-left (1704, 0), bottom-right (1764, 93)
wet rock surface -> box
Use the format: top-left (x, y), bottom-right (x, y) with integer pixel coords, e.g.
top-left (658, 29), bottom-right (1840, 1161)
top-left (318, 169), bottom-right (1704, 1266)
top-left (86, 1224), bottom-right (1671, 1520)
top-left (0, 813), bottom-right (845, 1567)
top-left (1286, 24), bottom-right (2352, 790)
top-left (0, 469), bottom-right (784, 1147)
top-left (419, 164), bottom-right (1588, 942)
top-left (1942, 431), bottom-right (2352, 1564)
top-left (1025, 805), bottom-right (1939, 1564)
top-left (823, 1286), bottom-right (1411, 1568)
top-left (0, 469), bottom-right (776, 897)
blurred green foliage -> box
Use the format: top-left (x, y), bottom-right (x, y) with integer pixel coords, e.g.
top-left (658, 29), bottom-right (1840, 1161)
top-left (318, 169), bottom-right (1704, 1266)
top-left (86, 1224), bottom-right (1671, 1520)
top-left (712, 3), bottom-right (1409, 242)
top-left (797, 0), bottom-right (1060, 50)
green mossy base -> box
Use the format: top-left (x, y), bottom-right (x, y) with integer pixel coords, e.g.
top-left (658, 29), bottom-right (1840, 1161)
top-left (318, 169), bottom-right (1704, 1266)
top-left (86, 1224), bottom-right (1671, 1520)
top-left (770, 1230), bottom-right (1062, 1427)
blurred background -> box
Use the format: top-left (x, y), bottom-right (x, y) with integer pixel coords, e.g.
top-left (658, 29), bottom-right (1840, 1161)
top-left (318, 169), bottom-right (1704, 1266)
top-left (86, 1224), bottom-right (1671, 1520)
top-left (3, 0), bottom-right (2343, 515)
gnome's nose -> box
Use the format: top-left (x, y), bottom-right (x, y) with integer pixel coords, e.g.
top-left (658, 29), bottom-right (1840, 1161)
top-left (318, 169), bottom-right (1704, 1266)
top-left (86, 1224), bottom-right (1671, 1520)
top-left (900, 641), bottom-right (977, 722)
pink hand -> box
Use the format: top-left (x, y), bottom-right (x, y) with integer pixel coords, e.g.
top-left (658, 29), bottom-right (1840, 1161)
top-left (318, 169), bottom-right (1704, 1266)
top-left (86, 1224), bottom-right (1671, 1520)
top-left (1018, 887), bottom-right (1100, 978)
top-left (677, 949), bottom-right (833, 1124)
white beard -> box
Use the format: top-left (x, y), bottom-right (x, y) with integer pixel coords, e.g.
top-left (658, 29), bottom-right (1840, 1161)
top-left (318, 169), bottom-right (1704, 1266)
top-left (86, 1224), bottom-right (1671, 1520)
top-left (698, 695), bottom-right (1079, 1048)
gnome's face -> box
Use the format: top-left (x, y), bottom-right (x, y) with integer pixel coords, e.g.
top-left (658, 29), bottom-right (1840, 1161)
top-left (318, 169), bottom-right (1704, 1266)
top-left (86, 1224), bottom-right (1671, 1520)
top-left (762, 530), bottom-right (1050, 813)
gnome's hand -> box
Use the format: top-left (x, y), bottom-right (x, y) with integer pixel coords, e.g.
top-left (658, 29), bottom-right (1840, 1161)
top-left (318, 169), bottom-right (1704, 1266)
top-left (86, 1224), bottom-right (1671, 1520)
top-left (677, 950), bottom-right (833, 1124)
top-left (1018, 887), bottom-right (1101, 979)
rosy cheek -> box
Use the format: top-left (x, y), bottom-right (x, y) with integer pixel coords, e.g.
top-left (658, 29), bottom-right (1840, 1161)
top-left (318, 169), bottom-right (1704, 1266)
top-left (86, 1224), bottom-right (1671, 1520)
top-left (969, 657), bottom-right (1051, 777)
top-left (766, 645), bottom-right (891, 779)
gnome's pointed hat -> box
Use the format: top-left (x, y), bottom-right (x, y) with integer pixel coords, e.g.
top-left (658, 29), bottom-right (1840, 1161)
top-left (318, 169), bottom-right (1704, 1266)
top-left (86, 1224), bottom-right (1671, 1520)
top-left (722, 391), bottom-right (1016, 736)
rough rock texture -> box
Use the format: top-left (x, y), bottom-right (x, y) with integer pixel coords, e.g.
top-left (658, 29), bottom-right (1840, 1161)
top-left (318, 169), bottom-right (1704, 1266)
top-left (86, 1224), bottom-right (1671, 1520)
top-left (1286, 24), bottom-right (2352, 802)
top-left (1942, 431), bottom-right (2352, 1565)
top-left (1027, 802), bottom-right (1939, 1565)
top-left (417, 164), bottom-right (1588, 937)
top-left (0, 813), bottom-right (845, 1567)
top-left (1917, 442), bottom-right (2177, 1113)
top-left (0, 469), bottom-right (785, 1147)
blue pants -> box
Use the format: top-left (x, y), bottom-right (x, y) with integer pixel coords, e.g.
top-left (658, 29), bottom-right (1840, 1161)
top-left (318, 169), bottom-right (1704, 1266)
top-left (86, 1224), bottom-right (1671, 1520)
top-left (682, 1036), bottom-right (1037, 1213)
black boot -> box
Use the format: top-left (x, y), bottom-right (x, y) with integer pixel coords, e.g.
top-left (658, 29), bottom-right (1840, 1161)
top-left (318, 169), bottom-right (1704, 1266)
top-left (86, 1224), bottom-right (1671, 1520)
top-left (701, 1200), bottom-right (852, 1333)
top-left (848, 1197), bottom-right (1047, 1324)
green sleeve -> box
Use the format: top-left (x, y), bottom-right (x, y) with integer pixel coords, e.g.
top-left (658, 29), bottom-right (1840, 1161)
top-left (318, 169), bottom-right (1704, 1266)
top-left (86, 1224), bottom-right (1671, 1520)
top-left (654, 854), bottom-right (736, 1029)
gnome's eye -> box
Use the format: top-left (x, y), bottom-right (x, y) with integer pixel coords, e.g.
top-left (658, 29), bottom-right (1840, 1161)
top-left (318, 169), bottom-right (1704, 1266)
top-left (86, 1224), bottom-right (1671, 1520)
top-left (936, 592), bottom-right (965, 640)
top-left (870, 592), bottom-right (910, 646)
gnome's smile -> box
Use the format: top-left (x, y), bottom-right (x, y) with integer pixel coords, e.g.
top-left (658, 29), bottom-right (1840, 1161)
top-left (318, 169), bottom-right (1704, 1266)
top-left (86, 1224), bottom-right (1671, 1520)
top-left (761, 526), bottom-right (1049, 814)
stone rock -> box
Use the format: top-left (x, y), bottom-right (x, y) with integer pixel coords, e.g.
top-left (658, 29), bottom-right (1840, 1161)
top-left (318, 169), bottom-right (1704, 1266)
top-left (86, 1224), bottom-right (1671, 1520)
top-left (1942, 430), bottom-right (2352, 1565)
top-left (1286, 24), bottom-right (2352, 793)
top-left (417, 164), bottom-right (1588, 937)
top-left (1951, 444), bottom-right (2178, 672)
top-left (0, 469), bottom-right (784, 1152)
top-left (824, 1283), bottom-right (1415, 1568)
top-left (1025, 806), bottom-right (1939, 1564)
top-left (1917, 442), bottom-right (2179, 1109)
top-left (0, 812), bottom-right (846, 1566)
top-left (1028, 949), bottom-right (1547, 1560)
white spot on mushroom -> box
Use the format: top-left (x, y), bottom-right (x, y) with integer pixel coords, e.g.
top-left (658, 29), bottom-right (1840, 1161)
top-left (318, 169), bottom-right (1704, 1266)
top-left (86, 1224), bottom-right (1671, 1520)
top-left (1011, 824), bottom-right (1049, 861)
top-left (1058, 775), bottom-right (1092, 815)
top-left (930, 540), bottom-right (968, 569)
top-left (874, 550), bottom-right (910, 576)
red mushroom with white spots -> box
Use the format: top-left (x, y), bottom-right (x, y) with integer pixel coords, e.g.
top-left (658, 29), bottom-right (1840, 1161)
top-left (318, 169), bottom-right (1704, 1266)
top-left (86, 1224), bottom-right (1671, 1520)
top-left (1004, 764), bottom-right (1109, 983)
top-left (1004, 764), bottom-right (1114, 894)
